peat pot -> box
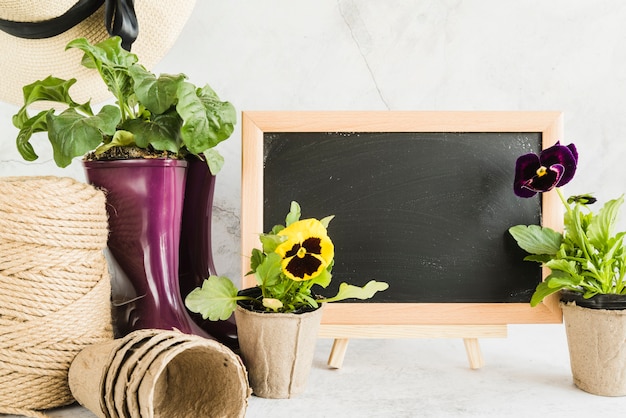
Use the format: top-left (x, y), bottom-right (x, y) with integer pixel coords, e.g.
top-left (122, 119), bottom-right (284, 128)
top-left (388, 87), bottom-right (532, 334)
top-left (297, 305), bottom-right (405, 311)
top-left (234, 288), bottom-right (324, 398)
top-left (560, 290), bottom-right (626, 396)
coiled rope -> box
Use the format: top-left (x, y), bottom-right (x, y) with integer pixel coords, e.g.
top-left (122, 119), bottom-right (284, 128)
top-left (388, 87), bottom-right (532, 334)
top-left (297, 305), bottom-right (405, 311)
top-left (0, 176), bottom-right (113, 418)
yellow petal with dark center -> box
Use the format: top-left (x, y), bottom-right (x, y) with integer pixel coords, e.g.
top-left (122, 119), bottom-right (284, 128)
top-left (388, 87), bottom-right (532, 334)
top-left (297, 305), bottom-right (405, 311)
top-left (275, 218), bottom-right (334, 281)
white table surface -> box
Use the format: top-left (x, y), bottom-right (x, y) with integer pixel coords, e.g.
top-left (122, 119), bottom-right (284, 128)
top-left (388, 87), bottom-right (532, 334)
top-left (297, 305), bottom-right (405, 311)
top-left (6, 324), bottom-right (626, 418)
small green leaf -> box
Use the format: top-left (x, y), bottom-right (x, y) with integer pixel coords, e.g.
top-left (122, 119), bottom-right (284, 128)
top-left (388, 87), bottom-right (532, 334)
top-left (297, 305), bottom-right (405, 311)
top-left (563, 205), bottom-right (591, 250)
top-left (319, 280), bottom-right (389, 303)
top-left (259, 233), bottom-right (286, 254)
top-left (95, 130), bottom-right (135, 155)
top-left (285, 201), bottom-right (301, 226)
top-left (530, 281), bottom-right (563, 307)
top-left (119, 111), bottom-right (181, 152)
top-left (523, 254), bottom-right (552, 263)
top-left (248, 248), bottom-right (265, 274)
top-left (184, 275), bottom-right (239, 321)
top-left (543, 270), bottom-right (582, 288)
top-left (309, 267), bottom-right (332, 289)
top-left (587, 196), bottom-right (624, 250)
top-left (270, 224), bottom-right (285, 235)
top-left (203, 148), bottom-right (224, 174)
top-left (262, 298), bottom-right (283, 311)
top-left (509, 225), bottom-right (563, 255)
top-left (545, 259), bottom-right (579, 276)
top-left (254, 252), bottom-right (282, 287)
top-left (320, 215), bottom-right (335, 228)
top-left (15, 110), bottom-right (53, 161)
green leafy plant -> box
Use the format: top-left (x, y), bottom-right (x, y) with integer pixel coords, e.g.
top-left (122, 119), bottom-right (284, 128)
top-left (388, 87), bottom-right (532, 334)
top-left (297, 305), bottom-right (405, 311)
top-left (509, 142), bottom-right (626, 306)
top-left (185, 201), bottom-right (389, 320)
top-left (12, 36), bottom-right (236, 173)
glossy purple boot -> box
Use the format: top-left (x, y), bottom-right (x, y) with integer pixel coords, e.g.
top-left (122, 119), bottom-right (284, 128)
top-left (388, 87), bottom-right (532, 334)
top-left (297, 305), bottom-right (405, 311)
top-left (83, 159), bottom-right (209, 339)
top-left (179, 157), bottom-right (238, 349)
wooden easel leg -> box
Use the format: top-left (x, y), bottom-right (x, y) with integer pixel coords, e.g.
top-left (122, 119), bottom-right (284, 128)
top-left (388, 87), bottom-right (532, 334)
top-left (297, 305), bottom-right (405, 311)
top-left (463, 338), bottom-right (484, 369)
top-left (327, 338), bottom-right (350, 369)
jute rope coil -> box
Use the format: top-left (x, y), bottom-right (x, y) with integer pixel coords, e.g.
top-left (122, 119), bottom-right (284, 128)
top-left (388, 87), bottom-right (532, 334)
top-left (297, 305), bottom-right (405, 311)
top-left (0, 176), bottom-right (114, 418)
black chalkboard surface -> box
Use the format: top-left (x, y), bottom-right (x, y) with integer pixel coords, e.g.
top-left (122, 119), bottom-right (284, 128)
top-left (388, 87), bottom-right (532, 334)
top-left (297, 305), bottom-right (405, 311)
top-left (242, 111), bottom-right (563, 327)
top-left (263, 132), bottom-right (540, 303)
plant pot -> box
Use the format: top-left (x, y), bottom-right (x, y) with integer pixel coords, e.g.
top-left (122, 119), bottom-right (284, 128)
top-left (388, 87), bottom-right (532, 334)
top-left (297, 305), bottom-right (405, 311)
top-left (560, 290), bottom-right (626, 396)
top-left (84, 158), bottom-right (207, 338)
top-left (234, 288), bottom-right (324, 398)
top-left (68, 329), bottom-right (250, 418)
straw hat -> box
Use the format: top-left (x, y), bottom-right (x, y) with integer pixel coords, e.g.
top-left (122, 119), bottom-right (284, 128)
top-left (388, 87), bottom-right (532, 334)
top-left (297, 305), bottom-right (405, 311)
top-left (0, 0), bottom-right (197, 106)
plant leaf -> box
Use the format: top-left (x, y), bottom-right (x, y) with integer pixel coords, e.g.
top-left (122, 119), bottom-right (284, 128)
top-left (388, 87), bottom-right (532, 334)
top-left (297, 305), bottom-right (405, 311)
top-left (67, 37), bottom-right (137, 101)
top-left (285, 201), bottom-right (301, 226)
top-left (129, 65), bottom-right (185, 115)
top-left (262, 298), bottom-right (283, 311)
top-left (259, 233), bottom-right (286, 254)
top-left (563, 205), bottom-right (591, 250)
top-left (248, 248), bottom-right (265, 275)
top-left (320, 215), bottom-right (335, 228)
top-left (95, 130), bottom-right (135, 155)
top-left (13, 76), bottom-right (91, 129)
top-left (184, 275), bottom-right (239, 321)
top-left (47, 105), bottom-right (121, 167)
top-left (309, 267), bottom-right (332, 289)
top-left (545, 259), bottom-right (579, 276)
top-left (587, 196), bottom-right (624, 250)
top-left (203, 148), bottom-right (224, 174)
top-left (523, 254), bottom-right (552, 263)
top-left (254, 252), bottom-right (282, 287)
top-left (119, 111), bottom-right (181, 152)
top-left (15, 110), bottom-right (53, 161)
top-left (13, 76), bottom-right (94, 160)
top-left (544, 270), bottom-right (582, 288)
top-left (320, 280), bottom-right (389, 303)
top-left (509, 225), bottom-right (563, 255)
top-left (530, 281), bottom-right (564, 307)
top-left (176, 81), bottom-right (236, 154)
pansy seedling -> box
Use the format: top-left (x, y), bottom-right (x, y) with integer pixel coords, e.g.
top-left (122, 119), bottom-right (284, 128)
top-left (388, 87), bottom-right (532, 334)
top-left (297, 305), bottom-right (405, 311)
top-left (185, 201), bottom-right (388, 317)
top-left (509, 141), bottom-right (626, 305)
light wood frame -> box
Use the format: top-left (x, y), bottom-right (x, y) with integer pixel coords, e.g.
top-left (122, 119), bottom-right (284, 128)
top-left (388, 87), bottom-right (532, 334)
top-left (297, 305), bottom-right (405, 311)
top-left (241, 111), bottom-right (564, 337)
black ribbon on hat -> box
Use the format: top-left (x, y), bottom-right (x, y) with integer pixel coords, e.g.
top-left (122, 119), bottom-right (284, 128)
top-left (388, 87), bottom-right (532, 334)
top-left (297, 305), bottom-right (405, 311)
top-left (0, 0), bottom-right (138, 50)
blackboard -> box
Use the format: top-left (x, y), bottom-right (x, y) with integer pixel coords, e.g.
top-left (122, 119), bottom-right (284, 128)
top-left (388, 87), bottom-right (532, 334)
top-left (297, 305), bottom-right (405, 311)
top-left (242, 111), bottom-right (563, 328)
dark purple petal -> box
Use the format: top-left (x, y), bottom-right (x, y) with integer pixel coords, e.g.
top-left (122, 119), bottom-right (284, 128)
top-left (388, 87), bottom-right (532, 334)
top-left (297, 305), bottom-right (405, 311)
top-left (516, 186), bottom-right (538, 198)
top-left (524, 163), bottom-right (563, 193)
top-left (513, 153), bottom-right (541, 197)
top-left (566, 143), bottom-right (578, 164)
top-left (539, 143), bottom-right (577, 187)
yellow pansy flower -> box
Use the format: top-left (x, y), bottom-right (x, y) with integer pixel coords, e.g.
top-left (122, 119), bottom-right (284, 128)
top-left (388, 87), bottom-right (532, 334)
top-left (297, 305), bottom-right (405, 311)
top-left (275, 218), bottom-right (334, 281)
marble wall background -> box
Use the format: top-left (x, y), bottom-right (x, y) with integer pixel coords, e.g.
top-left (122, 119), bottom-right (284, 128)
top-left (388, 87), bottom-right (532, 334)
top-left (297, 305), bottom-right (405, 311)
top-left (1, 0), bottom-right (625, 283)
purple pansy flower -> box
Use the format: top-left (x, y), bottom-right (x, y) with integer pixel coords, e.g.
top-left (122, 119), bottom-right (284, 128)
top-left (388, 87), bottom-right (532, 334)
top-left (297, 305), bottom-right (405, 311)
top-left (514, 142), bottom-right (578, 198)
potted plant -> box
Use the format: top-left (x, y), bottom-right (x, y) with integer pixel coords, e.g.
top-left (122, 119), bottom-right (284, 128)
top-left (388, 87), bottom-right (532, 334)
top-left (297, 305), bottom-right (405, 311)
top-left (11, 36), bottom-right (238, 347)
top-left (185, 201), bottom-right (389, 398)
top-left (508, 141), bottom-right (626, 396)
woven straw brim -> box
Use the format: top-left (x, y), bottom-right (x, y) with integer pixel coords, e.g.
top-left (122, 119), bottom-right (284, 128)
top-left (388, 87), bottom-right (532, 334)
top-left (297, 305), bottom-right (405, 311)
top-left (0, 1), bottom-right (197, 106)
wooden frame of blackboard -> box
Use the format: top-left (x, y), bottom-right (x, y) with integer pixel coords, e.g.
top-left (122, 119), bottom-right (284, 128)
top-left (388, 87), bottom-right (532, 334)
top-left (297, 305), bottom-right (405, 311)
top-left (241, 111), bottom-right (563, 367)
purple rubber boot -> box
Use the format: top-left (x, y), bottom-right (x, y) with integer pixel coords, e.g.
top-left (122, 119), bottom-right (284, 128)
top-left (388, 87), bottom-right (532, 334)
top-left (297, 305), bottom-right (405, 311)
top-left (179, 156), bottom-right (238, 349)
top-left (84, 159), bottom-right (209, 339)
